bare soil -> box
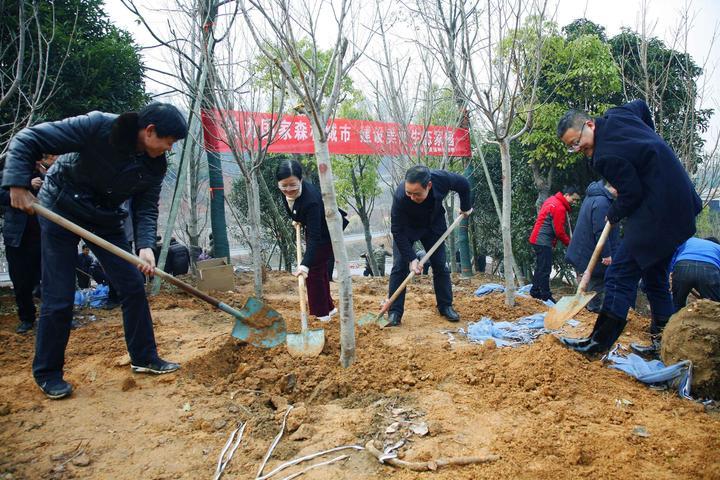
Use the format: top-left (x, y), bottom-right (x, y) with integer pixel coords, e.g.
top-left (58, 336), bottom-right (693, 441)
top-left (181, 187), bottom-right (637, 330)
top-left (0, 272), bottom-right (718, 479)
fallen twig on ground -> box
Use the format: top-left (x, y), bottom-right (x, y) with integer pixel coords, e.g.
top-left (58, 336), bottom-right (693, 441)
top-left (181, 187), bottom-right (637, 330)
top-left (213, 422), bottom-right (246, 480)
top-left (364, 440), bottom-right (500, 472)
top-left (278, 454), bottom-right (350, 480)
top-left (256, 445), bottom-right (364, 480)
top-left (256, 405), bottom-right (294, 478)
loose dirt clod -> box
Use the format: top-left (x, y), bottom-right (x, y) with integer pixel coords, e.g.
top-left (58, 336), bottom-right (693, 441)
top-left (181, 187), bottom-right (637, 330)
top-left (120, 377), bottom-right (137, 392)
top-left (662, 300), bottom-right (720, 399)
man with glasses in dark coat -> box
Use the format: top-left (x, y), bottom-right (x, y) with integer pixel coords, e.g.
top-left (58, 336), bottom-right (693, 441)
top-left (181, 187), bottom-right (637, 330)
top-left (557, 100), bottom-right (702, 355)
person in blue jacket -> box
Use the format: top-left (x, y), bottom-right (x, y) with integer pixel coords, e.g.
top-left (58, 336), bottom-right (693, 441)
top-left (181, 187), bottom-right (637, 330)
top-left (565, 180), bottom-right (620, 312)
top-left (2, 103), bottom-right (188, 399)
top-left (557, 100), bottom-right (702, 355)
top-left (0, 154), bottom-right (56, 333)
top-left (385, 165), bottom-right (473, 327)
top-left (632, 236), bottom-right (720, 355)
top-left (669, 236), bottom-right (720, 310)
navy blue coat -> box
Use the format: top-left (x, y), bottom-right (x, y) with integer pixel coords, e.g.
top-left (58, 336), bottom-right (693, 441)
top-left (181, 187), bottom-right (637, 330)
top-left (591, 100), bottom-right (702, 269)
top-left (1, 112), bottom-right (167, 250)
top-left (565, 181), bottom-right (620, 275)
top-left (391, 170), bottom-right (472, 264)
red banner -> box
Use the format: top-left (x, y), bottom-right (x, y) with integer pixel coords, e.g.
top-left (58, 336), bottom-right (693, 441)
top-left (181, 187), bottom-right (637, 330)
top-left (201, 109), bottom-right (471, 157)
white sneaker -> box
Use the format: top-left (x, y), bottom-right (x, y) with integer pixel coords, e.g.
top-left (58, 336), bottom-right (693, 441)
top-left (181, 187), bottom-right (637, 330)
top-left (329, 308), bottom-right (338, 317)
top-left (316, 314), bottom-right (331, 322)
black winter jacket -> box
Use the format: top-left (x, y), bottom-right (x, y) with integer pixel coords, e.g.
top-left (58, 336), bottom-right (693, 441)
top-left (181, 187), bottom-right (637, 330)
top-left (391, 170), bottom-right (472, 264)
top-left (282, 180), bottom-right (348, 267)
top-left (565, 181), bottom-right (620, 274)
top-left (591, 100), bottom-right (702, 269)
top-left (1, 112), bottom-right (167, 249)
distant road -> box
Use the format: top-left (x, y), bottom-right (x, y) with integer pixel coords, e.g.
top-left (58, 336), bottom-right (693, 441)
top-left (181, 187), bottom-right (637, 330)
top-left (229, 230), bottom-right (386, 256)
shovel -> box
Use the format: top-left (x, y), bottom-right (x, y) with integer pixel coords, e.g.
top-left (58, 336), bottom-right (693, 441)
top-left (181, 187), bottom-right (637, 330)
top-left (544, 221), bottom-right (613, 330)
top-left (33, 203), bottom-right (286, 348)
top-left (358, 213), bottom-right (466, 327)
top-left (286, 222), bottom-right (325, 357)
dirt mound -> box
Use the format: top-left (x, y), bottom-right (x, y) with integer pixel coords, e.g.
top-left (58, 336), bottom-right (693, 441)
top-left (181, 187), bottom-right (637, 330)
top-left (661, 300), bottom-right (720, 399)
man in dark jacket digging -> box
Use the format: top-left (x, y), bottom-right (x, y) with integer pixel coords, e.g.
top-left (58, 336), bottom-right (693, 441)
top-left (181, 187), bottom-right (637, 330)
top-left (557, 100), bottom-right (702, 355)
top-left (565, 180), bottom-right (620, 312)
top-left (2, 103), bottom-right (188, 399)
top-left (385, 165), bottom-right (473, 327)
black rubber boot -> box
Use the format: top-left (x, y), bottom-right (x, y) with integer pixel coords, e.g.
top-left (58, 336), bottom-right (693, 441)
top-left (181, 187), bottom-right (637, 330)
top-left (630, 314), bottom-right (670, 357)
top-left (565, 311), bottom-right (627, 355)
top-left (560, 317), bottom-right (602, 348)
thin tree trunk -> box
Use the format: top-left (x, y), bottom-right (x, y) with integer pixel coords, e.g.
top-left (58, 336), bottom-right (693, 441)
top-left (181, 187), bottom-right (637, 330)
top-left (446, 197), bottom-right (457, 274)
top-left (311, 125), bottom-right (355, 368)
top-left (477, 143), bottom-right (523, 286)
top-left (360, 210), bottom-right (378, 276)
top-left (499, 139), bottom-right (515, 306)
top-left (246, 161), bottom-right (263, 298)
top-left (257, 173), bottom-right (293, 271)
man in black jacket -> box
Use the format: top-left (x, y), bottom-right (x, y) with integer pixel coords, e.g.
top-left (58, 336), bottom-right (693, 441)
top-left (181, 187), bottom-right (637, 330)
top-left (385, 165), bottom-right (473, 327)
top-left (557, 100), bottom-right (702, 355)
top-left (2, 103), bottom-right (188, 399)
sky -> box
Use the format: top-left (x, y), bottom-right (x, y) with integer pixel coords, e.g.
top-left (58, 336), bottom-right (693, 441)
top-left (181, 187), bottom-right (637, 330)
top-left (104, 0), bottom-right (720, 145)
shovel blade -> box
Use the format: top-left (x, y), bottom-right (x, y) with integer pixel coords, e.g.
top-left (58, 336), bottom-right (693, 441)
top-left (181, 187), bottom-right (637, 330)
top-left (544, 291), bottom-right (597, 330)
top-left (232, 297), bottom-right (287, 348)
top-left (286, 329), bottom-right (325, 357)
top-left (357, 312), bottom-right (388, 327)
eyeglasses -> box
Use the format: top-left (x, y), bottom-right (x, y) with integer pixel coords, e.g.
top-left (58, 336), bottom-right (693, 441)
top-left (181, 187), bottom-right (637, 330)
top-left (567, 122), bottom-right (586, 153)
top-left (278, 182), bottom-right (300, 192)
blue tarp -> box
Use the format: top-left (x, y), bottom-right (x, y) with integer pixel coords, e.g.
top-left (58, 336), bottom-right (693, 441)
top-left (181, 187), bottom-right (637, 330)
top-left (474, 283), bottom-right (554, 306)
top-left (606, 346), bottom-right (693, 399)
top-left (473, 283), bottom-right (505, 297)
top-left (74, 284), bottom-right (109, 308)
top-left (463, 313), bottom-right (548, 347)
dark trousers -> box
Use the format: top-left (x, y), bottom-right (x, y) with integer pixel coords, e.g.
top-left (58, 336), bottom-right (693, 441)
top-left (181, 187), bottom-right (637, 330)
top-left (306, 242), bottom-right (334, 317)
top-left (33, 216), bottom-right (159, 383)
top-left (388, 232), bottom-right (452, 317)
top-left (530, 244), bottom-right (553, 301)
top-left (603, 240), bottom-right (673, 320)
top-left (77, 271), bottom-right (91, 289)
top-left (672, 260), bottom-right (720, 312)
top-left (6, 236), bottom-right (41, 324)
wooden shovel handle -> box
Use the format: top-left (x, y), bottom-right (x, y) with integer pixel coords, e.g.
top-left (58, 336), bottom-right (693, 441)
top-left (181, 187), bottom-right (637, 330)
top-left (380, 213), bottom-right (466, 314)
top-left (294, 222), bottom-right (309, 328)
top-left (578, 221), bottom-right (613, 293)
top-left (33, 203), bottom-right (234, 313)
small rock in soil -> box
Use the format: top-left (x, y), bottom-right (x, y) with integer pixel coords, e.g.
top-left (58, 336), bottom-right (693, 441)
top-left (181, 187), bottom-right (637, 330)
top-left (279, 373), bottom-right (297, 394)
top-left (121, 377), bottom-right (137, 392)
top-left (270, 396), bottom-right (288, 411)
top-left (286, 406), bottom-right (307, 432)
top-left (71, 453), bottom-right (91, 467)
top-left (213, 419), bottom-right (228, 431)
top-left (0, 404), bottom-right (10, 416)
top-left (289, 424), bottom-right (314, 441)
